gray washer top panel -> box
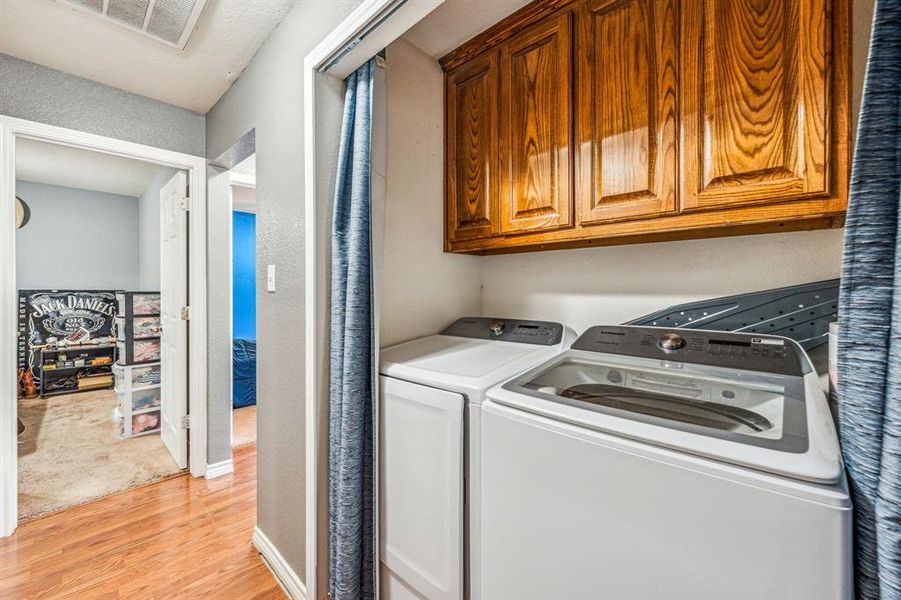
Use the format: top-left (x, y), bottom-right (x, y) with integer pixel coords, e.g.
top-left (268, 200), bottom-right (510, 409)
top-left (441, 317), bottom-right (564, 346)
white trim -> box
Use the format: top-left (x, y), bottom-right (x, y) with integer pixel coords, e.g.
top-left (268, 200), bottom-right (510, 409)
top-left (254, 525), bottom-right (307, 600)
top-left (229, 172), bottom-right (256, 189)
top-left (227, 171), bottom-right (235, 451)
top-left (302, 1), bottom-right (444, 597)
top-left (317, 0), bottom-right (444, 79)
top-left (0, 119), bottom-right (17, 539)
top-left (302, 47), bottom-right (319, 600)
top-left (230, 175), bottom-right (257, 214)
top-left (0, 115), bottom-right (208, 538)
top-left (205, 458), bottom-right (234, 479)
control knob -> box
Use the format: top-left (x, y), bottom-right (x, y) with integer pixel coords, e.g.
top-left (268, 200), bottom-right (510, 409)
top-left (658, 332), bottom-right (686, 352)
top-left (488, 320), bottom-right (505, 336)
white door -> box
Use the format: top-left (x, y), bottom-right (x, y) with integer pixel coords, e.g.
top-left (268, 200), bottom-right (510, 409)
top-left (159, 171), bottom-right (188, 469)
top-left (379, 376), bottom-right (464, 600)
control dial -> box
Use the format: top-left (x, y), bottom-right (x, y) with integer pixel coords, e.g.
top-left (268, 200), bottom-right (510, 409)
top-left (488, 320), bottom-right (505, 336)
top-left (658, 332), bottom-right (686, 352)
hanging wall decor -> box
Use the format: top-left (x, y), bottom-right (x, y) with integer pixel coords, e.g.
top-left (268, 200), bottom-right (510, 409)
top-left (17, 290), bottom-right (118, 383)
top-left (15, 197), bottom-right (31, 229)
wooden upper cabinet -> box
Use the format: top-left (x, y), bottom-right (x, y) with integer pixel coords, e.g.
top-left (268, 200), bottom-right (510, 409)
top-left (680, 0), bottom-right (837, 211)
top-left (440, 0), bottom-right (848, 253)
top-left (499, 12), bottom-right (573, 234)
top-left (575, 0), bottom-right (678, 224)
top-left (446, 51), bottom-right (500, 242)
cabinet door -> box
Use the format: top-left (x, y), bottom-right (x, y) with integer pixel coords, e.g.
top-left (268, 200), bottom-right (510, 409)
top-left (446, 52), bottom-right (500, 243)
top-left (499, 12), bottom-right (573, 234)
top-left (681, 0), bottom-right (832, 211)
top-left (576, 0), bottom-right (678, 224)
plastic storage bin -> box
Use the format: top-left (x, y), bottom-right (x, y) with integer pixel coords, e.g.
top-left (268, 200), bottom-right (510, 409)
top-left (117, 338), bottom-right (161, 365)
top-left (115, 315), bottom-right (161, 340)
top-left (130, 409), bottom-right (161, 437)
top-left (118, 386), bottom-right (162, 412)
top-left (114, 362), bottom-right (162, 438)
top-left (116, 292), bottom-right (160, 318)
top-left (114, 362), bottom-right (161, 390)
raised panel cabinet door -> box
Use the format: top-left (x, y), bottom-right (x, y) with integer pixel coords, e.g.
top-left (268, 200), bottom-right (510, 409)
top-left (446, 52), bottom-right (500, 243)
top-left (576, 0), bottom-right (678, 224)
top-left (681, 0), bottom-right (837, 211)
top-left (499, 12), bottom-right (573, 234)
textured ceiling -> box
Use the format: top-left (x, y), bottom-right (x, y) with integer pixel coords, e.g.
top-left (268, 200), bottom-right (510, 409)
top-left (403, 0), bottom-right (532, 59)
top-left (0, 0), bottom-right (296, 113)
top-left (16, 138), bottom-right (166, 197)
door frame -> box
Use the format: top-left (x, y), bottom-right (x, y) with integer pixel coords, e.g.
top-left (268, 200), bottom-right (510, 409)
top-left (228, 170), bottom-right (255, 450)
top-left (302, 1), bottom-right (444, 598)
top-left (0, 115), bottom-right (208, 537)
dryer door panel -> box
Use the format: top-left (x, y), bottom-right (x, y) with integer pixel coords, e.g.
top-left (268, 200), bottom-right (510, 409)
top-left (379, 376), bottom-right (464, 600)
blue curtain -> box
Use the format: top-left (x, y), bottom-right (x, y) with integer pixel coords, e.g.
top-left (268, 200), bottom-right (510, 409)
top-left (328, 58), bottom-right (377, 600)
top-left (837, 1), bottom-right (901, 598)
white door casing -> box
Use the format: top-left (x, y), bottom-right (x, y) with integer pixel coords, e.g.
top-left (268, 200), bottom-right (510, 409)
top-left (160, 171), bottom-right (189, 469)
top-left (0, 115), bottom-right (208, 539)
top-left (301, 3), bottom-right (447, 597)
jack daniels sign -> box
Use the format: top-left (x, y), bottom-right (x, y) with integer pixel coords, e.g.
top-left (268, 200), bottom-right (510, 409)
top-left (17, 290), bottom-right (119, 380)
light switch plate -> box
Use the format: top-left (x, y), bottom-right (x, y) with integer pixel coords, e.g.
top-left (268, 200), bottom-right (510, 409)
top-left (267, 264), bottom-right (276, 293)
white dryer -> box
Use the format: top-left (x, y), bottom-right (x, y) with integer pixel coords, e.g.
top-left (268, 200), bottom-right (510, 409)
top-left (379, 317), bottom-right (574, 600)
top-left (480, 325), bottom-right (852, 600)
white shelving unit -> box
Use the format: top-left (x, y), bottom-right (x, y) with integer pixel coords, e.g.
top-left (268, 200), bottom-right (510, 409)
top-left (113, 292), bottom-right (163, 439)
top-left (114, 362), bottom-right (162, 438)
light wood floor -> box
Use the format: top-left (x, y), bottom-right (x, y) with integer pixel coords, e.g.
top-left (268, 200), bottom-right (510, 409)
top-left (233, 405), bottom-right (257, 447)
top-left (0, 444), bottom-right (286, 599)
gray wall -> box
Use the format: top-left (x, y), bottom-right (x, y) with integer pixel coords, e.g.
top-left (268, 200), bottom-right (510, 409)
top-left (206, 163), bottom-right (233, 470)
top-left (16, 180), bottom-right (139, 290)
top-left (0, 54), bottom-right (205, 156)
top-left (205, 0), bottom-right (363, 583)
top-left (381, 40), bottom-right (483, 348)
top-left (137, 168), bottom-right (176, 290)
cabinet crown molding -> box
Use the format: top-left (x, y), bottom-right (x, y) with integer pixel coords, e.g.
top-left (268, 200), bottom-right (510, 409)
top-left (439, 0), bottom-right (580, 72)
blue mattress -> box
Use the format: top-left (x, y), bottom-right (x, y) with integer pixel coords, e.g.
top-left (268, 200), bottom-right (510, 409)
top-left (233, 338), bottom-right (257, 408)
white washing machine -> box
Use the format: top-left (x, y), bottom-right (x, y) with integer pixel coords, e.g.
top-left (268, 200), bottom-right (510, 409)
top-left (379, 317), bottom-right (574, 600)
top-left (480, 325), bottom-right (852, 600)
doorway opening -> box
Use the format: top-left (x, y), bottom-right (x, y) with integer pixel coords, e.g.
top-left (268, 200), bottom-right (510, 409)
top-left (13, 139), bottom-right (186, 521)
top-left (1, 116), bottom-right (208, 538)
top-left (230, 153), bottom-right (257, 448)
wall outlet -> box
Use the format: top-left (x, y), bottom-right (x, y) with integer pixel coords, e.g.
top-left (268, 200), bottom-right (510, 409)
top-left (267, 264), bottom-right (276, 293)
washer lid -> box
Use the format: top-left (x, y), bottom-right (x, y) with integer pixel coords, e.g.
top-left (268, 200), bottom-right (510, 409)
top-left (492, 349), bottom-right (843, 484)
top-left (380, 318), bottom-right (568, 400)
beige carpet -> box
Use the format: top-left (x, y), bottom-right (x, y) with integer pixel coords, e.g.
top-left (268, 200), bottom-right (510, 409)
top-left (17, 390), bottom-right (182, 520)
top-left (233, 405), bottom-right (257, 447)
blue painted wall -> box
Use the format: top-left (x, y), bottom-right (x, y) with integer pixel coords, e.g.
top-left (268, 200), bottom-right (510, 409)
top-left (233, 211), bottom-right (256, 340)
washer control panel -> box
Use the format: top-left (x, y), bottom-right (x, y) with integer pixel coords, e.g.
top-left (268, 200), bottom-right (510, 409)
top-left (442, 317), bottom-right (564, 346)
top-left (572, 326), bottom-right (808, 376)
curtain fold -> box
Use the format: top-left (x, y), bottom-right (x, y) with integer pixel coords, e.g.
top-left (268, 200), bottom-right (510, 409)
top-left (328, 58), bottom-right (377, 600)
top-left (836, 1), bottom-right (901, 598)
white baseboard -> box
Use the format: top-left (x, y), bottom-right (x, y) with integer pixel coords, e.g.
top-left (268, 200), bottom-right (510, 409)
top-left (254, 525), bottom-right (307, 600)
top-left (205, 458), bottom-right (234, 479)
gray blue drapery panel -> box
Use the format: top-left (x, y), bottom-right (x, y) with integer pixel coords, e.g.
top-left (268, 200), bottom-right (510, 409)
top-left (837, 0), bottom-right (901, 598)
top-left (329, 58), bottom-right (377, 600)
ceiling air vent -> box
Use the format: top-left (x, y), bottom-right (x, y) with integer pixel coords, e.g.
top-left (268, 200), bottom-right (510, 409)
top-left (60, 0), bottom-right (209, 50)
